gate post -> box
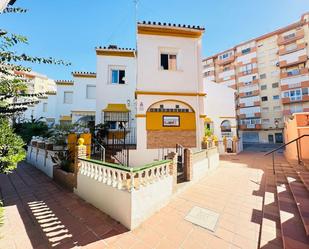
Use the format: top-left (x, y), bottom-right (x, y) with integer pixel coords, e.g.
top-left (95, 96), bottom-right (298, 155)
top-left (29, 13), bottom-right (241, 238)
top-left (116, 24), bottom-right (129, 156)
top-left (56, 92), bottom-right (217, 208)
top-left (184, 148), bottom-right (193, 181)
top-left (167, 152), bottom-right (178, 189)
top-left (74, 138), bottom-right (87, 187)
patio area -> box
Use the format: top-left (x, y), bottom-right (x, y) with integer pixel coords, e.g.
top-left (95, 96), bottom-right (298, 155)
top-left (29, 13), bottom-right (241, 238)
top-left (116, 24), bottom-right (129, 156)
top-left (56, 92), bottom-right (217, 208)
top-left (0, 152), bottom-right (273, 249)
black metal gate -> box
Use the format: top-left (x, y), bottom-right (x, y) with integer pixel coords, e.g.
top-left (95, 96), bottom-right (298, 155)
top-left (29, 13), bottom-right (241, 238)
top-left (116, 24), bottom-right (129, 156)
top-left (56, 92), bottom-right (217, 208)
top-left (176, 144), bottom-right (185, 181)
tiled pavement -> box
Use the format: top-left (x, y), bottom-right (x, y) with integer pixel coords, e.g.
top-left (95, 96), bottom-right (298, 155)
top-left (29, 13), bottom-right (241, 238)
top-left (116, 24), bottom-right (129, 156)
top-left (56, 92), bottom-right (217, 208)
top-left (0, 152), bottom-right (274, 249)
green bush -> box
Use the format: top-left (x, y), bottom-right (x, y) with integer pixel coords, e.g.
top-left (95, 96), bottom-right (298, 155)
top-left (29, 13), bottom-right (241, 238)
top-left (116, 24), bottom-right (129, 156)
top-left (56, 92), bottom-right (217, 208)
top-left (14, 118), bottom-right (50, 145)
top-left (0, 118), bottom-right (26, 174)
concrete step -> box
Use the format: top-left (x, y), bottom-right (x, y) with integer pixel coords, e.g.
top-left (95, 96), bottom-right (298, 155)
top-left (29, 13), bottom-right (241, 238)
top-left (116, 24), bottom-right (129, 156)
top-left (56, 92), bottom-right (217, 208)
top-left (259, 168), bottom-right (283, 249)
top-left (275, 166), bottom-right (309, 249)
top-left (280, 164), bottom-right (309, 236)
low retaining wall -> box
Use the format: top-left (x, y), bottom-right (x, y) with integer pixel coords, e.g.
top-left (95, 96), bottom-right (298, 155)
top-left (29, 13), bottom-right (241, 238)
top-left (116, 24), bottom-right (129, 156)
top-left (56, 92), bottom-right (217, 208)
top-left (191, 147), bottom-right (219, 181)
top-left (74, 159), bottom-right (173, 229)
top-left (26, 146), bottom-right (56, 178)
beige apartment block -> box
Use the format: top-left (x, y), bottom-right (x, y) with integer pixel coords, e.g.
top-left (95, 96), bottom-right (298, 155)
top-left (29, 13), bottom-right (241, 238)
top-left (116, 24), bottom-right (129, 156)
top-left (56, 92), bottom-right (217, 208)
top-left (203, 12), bottom-right (309, 143)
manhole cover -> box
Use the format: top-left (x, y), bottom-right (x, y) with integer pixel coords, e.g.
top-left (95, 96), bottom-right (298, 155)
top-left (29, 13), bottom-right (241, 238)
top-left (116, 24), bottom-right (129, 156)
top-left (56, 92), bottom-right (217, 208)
top-left (185, 206), bottom-right (220, 232)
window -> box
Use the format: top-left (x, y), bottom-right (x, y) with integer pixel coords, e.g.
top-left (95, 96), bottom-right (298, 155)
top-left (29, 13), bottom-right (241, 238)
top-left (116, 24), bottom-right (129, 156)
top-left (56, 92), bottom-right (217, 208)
top-left (241, 63), bottom-right (256, 75)
top-left (273, 95), bottom-right (280, 100)
top-left (64, 91), bottom-right (73, 104)
top-left (261, 96), bottom-right (268, 101)
top-left (302, 88), bottom-right (308, 96)
top-left (242, 48), bottom-right (251, 55)
top-left (262, 119), bottom-right (270, 124)
top-left (272, 82), bottom-right (279, 88)
top-left (284, 33), bottom-right (295, 40)
top-left (160, 53), bottom-right (177, 70)
top-left (287, 68), bottom-right (300, 76)
top-left (223, 66), bottom-right (230, 72)
top-left (273, 106), bottom-right (281, 111)
top-left (260, 73), bottom-right (266, 79)
top-left (262, 107), bottom-right (269, 111)
top-left (271, 70), bottom-right (279, 77)
top-left (204, 71), bottom-right (211, 77)
top-left (290, 103), bottom-right (303, 113)
top-left (219, 51), bottom-right (233, 60)
top-left (286, 89), bottom-right (302, 101)
top-left (111, 69), bottom-right (125, 84)
top-left (261, 85), bottom-right (267, 90)
top-left (86, 85), bottom-right (96, 99)
top-left (43, 103), bottom-right (47, 112)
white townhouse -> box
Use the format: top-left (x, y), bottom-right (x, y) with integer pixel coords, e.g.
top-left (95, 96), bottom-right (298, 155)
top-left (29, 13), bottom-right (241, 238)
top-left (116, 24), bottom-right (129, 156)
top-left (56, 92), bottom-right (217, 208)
top-left (95, 46), bottom-right (137, 131)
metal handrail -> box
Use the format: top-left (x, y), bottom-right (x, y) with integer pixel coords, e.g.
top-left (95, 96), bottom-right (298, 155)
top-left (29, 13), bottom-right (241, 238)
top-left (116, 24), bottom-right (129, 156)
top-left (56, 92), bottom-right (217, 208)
top-left (264, 134), bottom-right (309, 174)
top-left (92, 138), bottom-right (106, 162)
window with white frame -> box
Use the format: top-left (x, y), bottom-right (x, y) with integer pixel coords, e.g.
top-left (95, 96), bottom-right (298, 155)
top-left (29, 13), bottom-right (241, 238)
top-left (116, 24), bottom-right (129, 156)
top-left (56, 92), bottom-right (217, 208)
top-left (111, 69), bottom-right (125, 84)
top-left (290, 103), bottom-right (303, 113)
top-left (219, 51), bottom-right (233, 60)
top-left (273, 95), bottom-right (280, 100)
top-left (86, 85), bottom-right (96, 99)
top-left (63, 91), bottom-right (73, 104)
top-left (283, 89), bottom-right (302, 101)
top-left (43, 103), bottom-right (47, 112)
top-left (241, 63), bottom-right (256, 75)
top-left (160, 53), bottom-right (177, 70)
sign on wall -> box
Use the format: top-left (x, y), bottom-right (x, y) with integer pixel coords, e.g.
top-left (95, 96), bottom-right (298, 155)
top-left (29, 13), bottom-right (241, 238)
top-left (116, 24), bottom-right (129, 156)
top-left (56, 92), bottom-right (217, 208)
top-left (163, 116), bottom-right (180, 127)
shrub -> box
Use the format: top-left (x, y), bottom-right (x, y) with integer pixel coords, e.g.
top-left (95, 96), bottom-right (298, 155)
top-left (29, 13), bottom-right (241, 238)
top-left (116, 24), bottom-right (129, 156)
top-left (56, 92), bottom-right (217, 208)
top-left (0, 118), bottom-right (26, 174)
top-left (14, 118), bottom-right (50, 145)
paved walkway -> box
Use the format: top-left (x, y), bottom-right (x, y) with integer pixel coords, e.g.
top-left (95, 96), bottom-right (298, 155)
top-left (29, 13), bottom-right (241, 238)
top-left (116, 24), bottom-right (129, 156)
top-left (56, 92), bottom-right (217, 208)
top-left (0, 152), bottom-right (272, 249)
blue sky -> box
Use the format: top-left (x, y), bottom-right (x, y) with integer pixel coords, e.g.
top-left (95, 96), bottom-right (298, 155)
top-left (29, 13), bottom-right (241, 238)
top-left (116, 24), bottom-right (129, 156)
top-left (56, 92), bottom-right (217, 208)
top-left (1, 0), bottom-right (308, 80)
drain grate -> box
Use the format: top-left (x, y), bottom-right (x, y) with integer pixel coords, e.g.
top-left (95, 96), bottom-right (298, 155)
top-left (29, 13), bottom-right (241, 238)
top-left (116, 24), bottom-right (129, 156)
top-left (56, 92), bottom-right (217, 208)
top-left (185, 206), bottom-right (220, 232)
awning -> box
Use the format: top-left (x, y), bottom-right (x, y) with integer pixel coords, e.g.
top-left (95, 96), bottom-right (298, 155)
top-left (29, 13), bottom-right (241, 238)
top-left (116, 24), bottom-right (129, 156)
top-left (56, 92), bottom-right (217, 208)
top-left (59, 115), bottom-right (72, 121)
top-left (204, 117), bottom-right (212, 123)
top-left (71, 110), bottom-right (95, 116)
top-left (102, 104), bottom-right (130, 113)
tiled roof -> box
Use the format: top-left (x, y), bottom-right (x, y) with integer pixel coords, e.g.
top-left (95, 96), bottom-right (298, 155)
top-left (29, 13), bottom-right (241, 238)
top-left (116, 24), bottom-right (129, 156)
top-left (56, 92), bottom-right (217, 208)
top-left (55, 80), bottom-right (74, 85)
top-left (72, 71), bottom-right (96, 76)
top-left (95, 45), bottom-right (135, 51)
top-left (137, 21), bottom-right (205, 31)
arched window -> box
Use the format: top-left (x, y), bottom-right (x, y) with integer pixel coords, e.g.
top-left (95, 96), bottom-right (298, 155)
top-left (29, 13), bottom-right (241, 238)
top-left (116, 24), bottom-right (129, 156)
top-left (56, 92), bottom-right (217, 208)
top-left (221, 120), bottom-right (231, 132)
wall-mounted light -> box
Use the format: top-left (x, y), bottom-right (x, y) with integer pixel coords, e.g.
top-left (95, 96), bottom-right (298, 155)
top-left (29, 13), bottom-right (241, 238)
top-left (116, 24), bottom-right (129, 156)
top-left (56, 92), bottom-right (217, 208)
top-left (275, 119), bottom-right (279, 128)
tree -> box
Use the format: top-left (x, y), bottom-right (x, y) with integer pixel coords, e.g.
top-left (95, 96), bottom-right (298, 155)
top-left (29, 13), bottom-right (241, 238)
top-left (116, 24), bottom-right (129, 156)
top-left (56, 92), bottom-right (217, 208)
top-left (0, 4), bottom-right (70, 173)
top-left (0, 118), bottom-right (25, 173)
top-left (0, 7), bottom-right (70, 119)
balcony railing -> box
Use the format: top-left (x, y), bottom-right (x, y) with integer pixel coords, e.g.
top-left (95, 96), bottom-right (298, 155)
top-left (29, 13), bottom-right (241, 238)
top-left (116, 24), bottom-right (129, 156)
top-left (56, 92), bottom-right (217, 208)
top-left (78, 158), bottom-right (172, 192)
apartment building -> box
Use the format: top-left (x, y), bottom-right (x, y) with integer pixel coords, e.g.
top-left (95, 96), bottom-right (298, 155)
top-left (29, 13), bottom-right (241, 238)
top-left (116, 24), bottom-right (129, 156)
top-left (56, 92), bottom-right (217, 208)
top-left (203, 12), bottom-right (309, 144)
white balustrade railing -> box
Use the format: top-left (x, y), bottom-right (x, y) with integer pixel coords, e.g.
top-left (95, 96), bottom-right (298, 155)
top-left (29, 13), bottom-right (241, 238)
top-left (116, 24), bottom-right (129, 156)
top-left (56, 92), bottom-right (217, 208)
top-left (79, 159), bottom-right (171, 192)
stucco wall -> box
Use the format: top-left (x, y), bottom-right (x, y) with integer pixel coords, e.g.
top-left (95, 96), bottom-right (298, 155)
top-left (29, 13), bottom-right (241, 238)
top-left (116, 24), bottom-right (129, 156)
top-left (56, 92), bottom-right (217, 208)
top-left (95, 55), bottom-right (136, 126)
top-left (26, 146), bottom-right (55, 178)
top-left (74, 166), bottom-right (173, 229)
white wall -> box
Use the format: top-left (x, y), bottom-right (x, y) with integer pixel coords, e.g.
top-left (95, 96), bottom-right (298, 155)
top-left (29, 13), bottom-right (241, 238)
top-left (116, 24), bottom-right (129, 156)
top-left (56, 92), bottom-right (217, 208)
top-left (95, 55), bottom-right (136, 126)
top-left (55, 84), bottom-right (74, 123)
top-left (72, 76), bottom-right (96, 113)
top-left (204, 79), bottom-right (237, 140)
top-left (74, 162), bottom-right (173, 229)
top-left (27, 146), bottom-right (55, 178)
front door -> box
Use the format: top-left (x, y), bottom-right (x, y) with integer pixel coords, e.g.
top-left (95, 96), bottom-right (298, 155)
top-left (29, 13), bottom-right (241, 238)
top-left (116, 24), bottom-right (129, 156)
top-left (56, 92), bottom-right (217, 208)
top-left (268, 134), bottom-right (274, 143)
top-left (275, 133), bottom-right (283, 144)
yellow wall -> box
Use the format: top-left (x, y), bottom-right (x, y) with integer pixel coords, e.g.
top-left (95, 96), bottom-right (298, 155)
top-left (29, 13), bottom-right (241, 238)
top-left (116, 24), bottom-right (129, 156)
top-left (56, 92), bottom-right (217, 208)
top-left (146, 112), bottom-right (196, 131)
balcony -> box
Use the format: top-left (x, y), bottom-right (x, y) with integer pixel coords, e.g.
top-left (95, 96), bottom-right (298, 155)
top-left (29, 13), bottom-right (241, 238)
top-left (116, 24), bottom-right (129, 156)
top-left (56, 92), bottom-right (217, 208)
top-left (280, 68), bottom-right (309, 79)
top-left (238, 101), bottom-right (260, 108)
top-left (216, 55), bottom-right (235, 65)
top-left (235, 47), bottom-right (257, 57)
top-left (238, 79), bottom-right (259, 88)
top-left (280, 73), bottom-right (309, 91)
top-left (282, 95), bottom-right (309, 104)
top-left (236, 53), bottom-right (257, 66)
top-left (278, 48), bottom-right (307, 67)
top-left (237, 68), bottom-right (258, 77)
top-left (239, 90), bottom-right (260, 98)
top-left (277, 29), bottom-right (305, 46)
top-left (278, 42), bottom-right (307, 56)
top-left (239, 124), bottom-right (262, 130)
